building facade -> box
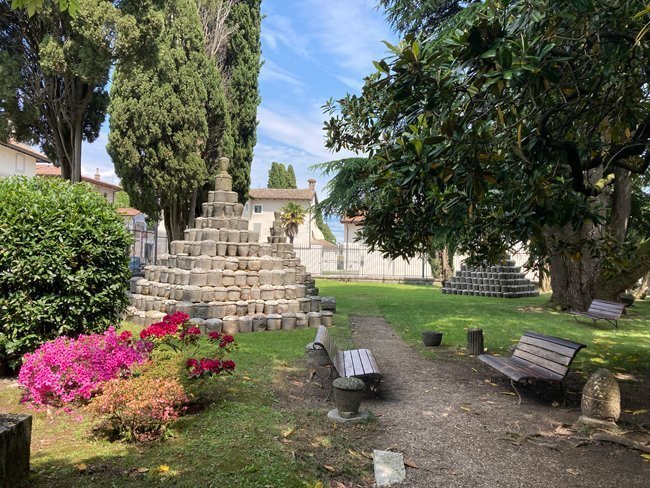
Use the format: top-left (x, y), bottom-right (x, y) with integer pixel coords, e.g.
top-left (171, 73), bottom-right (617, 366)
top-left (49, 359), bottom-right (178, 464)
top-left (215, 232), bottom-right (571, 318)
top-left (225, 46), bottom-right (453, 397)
top-left (0, 141), bottom-right (48, 178)
top-left (244, 179), bottom-right (325, 246)
top-left (35, 164), bottom-right (121, 203)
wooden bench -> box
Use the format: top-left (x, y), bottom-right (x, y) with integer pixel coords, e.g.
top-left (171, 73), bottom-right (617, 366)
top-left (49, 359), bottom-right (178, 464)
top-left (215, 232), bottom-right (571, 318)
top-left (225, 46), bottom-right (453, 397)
top-left (478, 331), bottom-right (586, 403)
top-left (571, 299), bottom-right (625, 328)
top-left (313, 326), bottom-right (382, 389)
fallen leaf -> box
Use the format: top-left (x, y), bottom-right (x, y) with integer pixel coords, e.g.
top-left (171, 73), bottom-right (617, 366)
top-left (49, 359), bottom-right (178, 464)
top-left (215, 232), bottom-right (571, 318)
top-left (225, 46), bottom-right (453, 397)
top-left (361, 451), bottom-right (374, 459)
top-left (136, 467), bottom-right (149, 473)
top-left (460, 406), bottom-right (472, 412)
top-left (242, 376), bottom-right (251, 381)
top-left (334, 482), bottom-right (347, 488)
top-left (641, 454), bottom-right (650, 462)
top-left (499, 391), bottom-right (516, 396)
top-left (632, 409), bottom-right (648, 415)
top-left (158, 465), bottom-right (170, 473)
top-left (322, 464), bottom-right (336, 473)
top-left (74, 463), bottom-right (87, 472)
top-left (471, 368), bottom-right (478, 373)
top-left (282, 427), bottom-right (295, 438)
top-left (312, 482), bottom-right (324, 488)
top-left (566, 468), bottom-right (580, 475)
top-left (404, 459), bottom-right (419, 469)
top-left (348, 449), bottom-right (362, 459)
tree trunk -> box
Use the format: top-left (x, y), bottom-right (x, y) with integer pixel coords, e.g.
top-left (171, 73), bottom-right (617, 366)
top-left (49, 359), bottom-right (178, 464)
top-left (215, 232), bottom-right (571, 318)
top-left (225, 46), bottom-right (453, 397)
top-left (546, 223), bottom-right (600, 311)
top-left (538, 264), bottom-right (551, 293)
top-left (439, 247), bottom-right (453, 282)
top-left (188, 187), bottom-right (198, 229)
top-left (633, 273), bottom-right (649, 300)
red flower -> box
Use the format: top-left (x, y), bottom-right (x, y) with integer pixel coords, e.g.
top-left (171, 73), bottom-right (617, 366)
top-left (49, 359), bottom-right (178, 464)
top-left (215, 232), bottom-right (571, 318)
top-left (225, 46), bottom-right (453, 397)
top-left (219, 335), bottom-right (234, 348)
top-left (221, 360), bottom-right (235, 371)
top-left (118, 331), bottom-right (133, 342)
top-left (208, 331), bottom-right (221, 341)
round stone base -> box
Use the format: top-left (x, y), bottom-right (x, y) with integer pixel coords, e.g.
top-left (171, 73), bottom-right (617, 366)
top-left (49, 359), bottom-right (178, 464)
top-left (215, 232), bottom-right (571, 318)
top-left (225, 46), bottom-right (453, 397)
top-left (327, 408), bottom-right (371, 424)
top-left (575, 415), bottom-right (620, 434)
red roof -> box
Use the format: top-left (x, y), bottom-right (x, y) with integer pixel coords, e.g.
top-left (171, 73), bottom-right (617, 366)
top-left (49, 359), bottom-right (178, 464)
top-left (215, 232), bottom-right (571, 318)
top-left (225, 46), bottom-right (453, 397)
top-left (312, 238), bottom-right (337, 248)
top-left (248, 188), bottom-right (315, 201)
top-left (117, 207), bottom-right (142, 217)
top-left (35, 164), bottom-right (122, 191)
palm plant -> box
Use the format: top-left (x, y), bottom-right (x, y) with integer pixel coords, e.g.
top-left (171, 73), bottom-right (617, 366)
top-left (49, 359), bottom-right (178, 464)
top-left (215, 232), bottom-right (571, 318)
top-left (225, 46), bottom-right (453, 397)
top-left (280, 202), bottom-right (306, 244)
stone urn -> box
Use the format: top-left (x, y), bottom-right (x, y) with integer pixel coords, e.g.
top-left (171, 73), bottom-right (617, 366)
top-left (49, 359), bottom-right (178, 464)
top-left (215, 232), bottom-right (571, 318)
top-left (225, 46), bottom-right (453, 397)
top-left (577, 368), bottom-right (621, 431)
top-left (218, 156), bottom-right (230, 172)
top-left (333, 377), bottom-right (366, 419)
top-left (422, 331), bottom-right (443, 347)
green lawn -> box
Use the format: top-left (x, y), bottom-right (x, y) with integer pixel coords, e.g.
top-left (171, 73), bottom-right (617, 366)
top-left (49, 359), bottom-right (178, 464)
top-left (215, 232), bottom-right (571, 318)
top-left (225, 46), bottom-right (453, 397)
top-left (2, 280), bottom-right (648, 487)
top-left (318, 279), bottom-right (650, 374)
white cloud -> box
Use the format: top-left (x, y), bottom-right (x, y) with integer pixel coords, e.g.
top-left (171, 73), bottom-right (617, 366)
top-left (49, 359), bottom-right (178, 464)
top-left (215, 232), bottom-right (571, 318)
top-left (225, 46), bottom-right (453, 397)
top-left (301, 0), bottom-right (395, 78)
top-left (261, 13), bottom-right (310, 58)
top-left (260, 59), bottom-right (305, 89)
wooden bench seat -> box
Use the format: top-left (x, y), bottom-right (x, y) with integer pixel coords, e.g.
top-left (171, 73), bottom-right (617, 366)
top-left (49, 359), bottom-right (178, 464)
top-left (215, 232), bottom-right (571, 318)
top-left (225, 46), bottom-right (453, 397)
top-left (478, 331), bottom-right (586, 402)
top-left (313, 326), bottom-right (382, 386)
top-left (571, 299), bottom-right (625, 328)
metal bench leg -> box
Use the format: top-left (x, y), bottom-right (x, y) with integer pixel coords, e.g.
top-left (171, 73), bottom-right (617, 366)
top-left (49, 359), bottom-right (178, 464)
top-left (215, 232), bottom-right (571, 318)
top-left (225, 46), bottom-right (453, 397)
top-left (510, 379), bottom-right (522, 405)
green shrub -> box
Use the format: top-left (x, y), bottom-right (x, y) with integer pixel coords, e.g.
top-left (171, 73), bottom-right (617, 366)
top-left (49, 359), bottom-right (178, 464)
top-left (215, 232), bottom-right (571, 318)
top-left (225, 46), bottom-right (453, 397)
top-left (0, 176), bottom-right (132, 368)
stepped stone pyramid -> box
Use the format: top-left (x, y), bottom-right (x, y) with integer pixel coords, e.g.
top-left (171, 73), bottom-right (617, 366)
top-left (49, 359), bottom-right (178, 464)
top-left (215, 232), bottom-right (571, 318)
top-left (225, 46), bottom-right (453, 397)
top-left (441, 258), bottom-right (539, 298)
top-left (126, 157), bottom-right (331, 334)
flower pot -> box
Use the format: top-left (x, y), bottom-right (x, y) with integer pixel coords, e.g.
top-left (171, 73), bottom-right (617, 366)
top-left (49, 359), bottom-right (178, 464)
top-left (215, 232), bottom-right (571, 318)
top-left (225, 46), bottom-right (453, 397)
top-left (333, 377), bottom-right (366, 419)
top-left (422, 331), bottom-right (443, 347)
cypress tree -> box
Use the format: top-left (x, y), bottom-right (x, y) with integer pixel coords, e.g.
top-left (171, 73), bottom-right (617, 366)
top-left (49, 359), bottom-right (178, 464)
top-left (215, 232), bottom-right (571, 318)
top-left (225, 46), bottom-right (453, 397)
top-left (223, 0), bottom-right (261, 201)
top-left (268, 162), bottom-right (286, 188)
top-left (108, 0), bottom-right (224, 243)
top-left (286, 164), bottom-right (297, 189)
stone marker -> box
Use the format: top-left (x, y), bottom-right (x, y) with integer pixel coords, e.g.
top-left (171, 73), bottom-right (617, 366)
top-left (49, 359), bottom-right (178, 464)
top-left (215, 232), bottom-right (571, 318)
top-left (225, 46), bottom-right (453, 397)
top-left (373, 450), bottom-right (406, 487)
top-left (577, 368), bottom-right (621, 432)
top-left (0, 414), bottom-right (32, 488)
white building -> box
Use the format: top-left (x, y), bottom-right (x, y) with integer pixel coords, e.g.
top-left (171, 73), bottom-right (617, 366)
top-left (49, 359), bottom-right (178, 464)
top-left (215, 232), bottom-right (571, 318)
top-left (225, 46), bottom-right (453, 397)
top-left (0, 140), bottom-right (49, 177)
top-left (244, 179), bottom-right (326, 246)
top-left (340, 215), bottom-right (364, 243)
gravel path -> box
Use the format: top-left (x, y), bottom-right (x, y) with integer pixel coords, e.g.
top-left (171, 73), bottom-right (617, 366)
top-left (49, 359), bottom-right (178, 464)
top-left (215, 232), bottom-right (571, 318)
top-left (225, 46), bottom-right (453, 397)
top-left (348, 316), bottom-right (649, 488)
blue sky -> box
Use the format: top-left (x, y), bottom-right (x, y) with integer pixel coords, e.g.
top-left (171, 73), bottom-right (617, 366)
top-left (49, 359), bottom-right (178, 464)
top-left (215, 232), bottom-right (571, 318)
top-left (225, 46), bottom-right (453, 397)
top-left (80, 0), bottom-right (396, 241)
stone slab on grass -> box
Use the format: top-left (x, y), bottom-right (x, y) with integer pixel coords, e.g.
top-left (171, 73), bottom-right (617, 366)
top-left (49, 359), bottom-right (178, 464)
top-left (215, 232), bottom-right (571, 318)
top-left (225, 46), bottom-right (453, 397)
top-left (373, 449), bottom-right (405, 487)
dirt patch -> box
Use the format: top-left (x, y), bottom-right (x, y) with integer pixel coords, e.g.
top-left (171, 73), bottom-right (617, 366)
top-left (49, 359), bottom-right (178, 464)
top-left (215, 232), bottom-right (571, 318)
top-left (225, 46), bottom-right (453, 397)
top-left (283, 316), bottom-right (650, 487)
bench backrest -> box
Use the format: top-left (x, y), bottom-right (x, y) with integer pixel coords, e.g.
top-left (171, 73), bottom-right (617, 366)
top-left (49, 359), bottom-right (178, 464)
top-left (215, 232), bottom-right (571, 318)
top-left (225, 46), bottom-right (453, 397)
top-left (314, 325), bottom-right (338, 366)
top-left (588, 300), bottom-right (625, 319)
top-left (512, 331), bottom-right (586, 379)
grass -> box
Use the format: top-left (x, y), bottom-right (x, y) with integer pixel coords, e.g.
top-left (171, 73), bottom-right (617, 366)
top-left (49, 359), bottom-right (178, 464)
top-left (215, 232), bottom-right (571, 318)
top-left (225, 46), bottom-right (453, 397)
top-left (2, 327), bottom-right (358, 488)
top-left (2, 280), bottom-right (648, 487)
top-left (318, 279), bottom-right (650, 374)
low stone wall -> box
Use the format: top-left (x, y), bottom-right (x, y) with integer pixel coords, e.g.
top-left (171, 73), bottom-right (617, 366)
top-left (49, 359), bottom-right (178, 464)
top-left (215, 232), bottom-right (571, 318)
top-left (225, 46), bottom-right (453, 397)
top-left (0, 414), bottom-right (32, 488)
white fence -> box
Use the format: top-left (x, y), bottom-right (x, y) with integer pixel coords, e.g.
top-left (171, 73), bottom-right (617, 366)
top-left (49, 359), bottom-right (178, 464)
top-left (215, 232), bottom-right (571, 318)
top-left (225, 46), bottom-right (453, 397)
top-left (294, 243), bottom-right (537, 282)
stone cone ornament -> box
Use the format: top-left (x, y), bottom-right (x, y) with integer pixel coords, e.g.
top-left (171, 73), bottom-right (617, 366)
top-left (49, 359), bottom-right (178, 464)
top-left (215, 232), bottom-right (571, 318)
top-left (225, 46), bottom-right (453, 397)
top-left (126, 157), bottom-right (323, 333)
top-left (581, 368), bottom-right (621, 421)
top-left (442, 258), bottom-right (539, 298)
top-left (576, 368), bottom-right (621, 432)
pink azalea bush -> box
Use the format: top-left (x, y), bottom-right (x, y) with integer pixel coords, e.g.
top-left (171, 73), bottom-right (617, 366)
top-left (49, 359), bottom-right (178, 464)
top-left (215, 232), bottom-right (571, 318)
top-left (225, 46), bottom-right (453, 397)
top-left (18, 327), bottom-right (150, 407)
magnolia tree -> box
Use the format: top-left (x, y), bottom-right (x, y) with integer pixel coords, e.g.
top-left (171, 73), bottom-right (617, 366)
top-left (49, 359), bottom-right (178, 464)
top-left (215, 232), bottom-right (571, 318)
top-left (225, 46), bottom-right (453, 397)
top-left (321, 0), bottom-right (650, 310)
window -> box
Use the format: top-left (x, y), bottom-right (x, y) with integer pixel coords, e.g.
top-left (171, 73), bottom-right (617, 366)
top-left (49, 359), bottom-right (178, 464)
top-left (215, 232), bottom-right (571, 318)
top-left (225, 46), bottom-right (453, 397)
top-left (253, 204), bottom-right (263, 214)
top-left (15, 154), bottom-right (25, 174)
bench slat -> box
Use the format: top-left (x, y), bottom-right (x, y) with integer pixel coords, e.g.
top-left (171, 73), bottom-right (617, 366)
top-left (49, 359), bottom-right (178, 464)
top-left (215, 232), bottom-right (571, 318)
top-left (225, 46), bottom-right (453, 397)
top-left (350, 349), bottom-right (364, 375)
top-left (509, 357), bottom-right (565, 382)
top-left (518, 335), bottom-right (577, 358)
top-left (512, 349), bottom-right (569, 376)
top-left (516, 341), bottom-right (573, 365)
top-left (523, 331), bottom-right (585, 352)
top-left (359, 349), bottom-right (381, 375)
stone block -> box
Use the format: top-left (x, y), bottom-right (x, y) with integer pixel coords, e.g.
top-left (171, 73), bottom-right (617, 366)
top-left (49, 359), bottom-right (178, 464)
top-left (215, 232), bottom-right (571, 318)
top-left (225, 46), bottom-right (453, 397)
top-left (0, 414), bottom-right (32, 488)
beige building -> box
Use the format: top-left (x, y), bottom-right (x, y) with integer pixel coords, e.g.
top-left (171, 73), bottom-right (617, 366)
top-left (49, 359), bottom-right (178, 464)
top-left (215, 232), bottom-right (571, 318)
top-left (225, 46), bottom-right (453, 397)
top-left (0, 140), bottom-right (49, 178)
top-left (245, 179), bottom-right (326, 246)
top-left (35, 163), bottom-right (122, 203)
